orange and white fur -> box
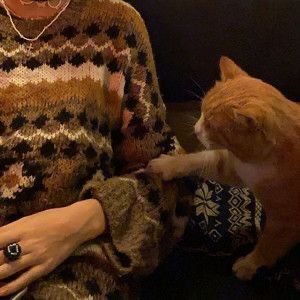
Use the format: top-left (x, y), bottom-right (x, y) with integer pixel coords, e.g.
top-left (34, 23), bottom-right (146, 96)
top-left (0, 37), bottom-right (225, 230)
top-left (147, 57), bottom-right (300, 280)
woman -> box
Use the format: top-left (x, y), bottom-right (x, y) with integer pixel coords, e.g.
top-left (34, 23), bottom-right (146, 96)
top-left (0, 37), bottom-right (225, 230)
top-left (0, 0), bottom-right (193, 298)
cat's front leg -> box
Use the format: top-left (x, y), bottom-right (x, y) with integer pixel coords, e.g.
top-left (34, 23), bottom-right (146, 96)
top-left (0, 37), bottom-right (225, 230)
top-left (233, 219), bottom-right (298, 280)
top-left (147, 150), bottom-right (243, 186)
top-left (146, 154), bottom-right (195, 180)
top-left (232, 253), bottom-right (261, 281)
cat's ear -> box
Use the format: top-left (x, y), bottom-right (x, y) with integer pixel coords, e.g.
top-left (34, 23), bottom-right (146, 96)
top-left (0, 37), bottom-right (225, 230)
top-left (219, 56), bottom-right (248, 81)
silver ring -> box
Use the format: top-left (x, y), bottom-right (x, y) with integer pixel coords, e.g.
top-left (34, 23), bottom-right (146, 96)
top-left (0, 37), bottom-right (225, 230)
top-left (4, 243), bottom-right (22, 261)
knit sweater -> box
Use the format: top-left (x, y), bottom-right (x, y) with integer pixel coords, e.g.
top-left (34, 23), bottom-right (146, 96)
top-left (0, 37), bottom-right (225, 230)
top-left (0, 0), bottom-right (194, 297)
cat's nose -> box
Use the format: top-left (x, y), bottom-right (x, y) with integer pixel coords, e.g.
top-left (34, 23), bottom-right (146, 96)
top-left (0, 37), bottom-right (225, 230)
top-left (194, 121), bottom-right (203, 137)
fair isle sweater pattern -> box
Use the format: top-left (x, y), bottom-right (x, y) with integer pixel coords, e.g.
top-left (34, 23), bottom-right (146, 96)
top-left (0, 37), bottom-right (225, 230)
top-left (0, 0), bottom-right (192, 298)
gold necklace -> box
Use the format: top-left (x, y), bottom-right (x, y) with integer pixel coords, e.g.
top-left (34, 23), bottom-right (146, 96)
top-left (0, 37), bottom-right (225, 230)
top-left (1, 0), bottom-right (71, 42)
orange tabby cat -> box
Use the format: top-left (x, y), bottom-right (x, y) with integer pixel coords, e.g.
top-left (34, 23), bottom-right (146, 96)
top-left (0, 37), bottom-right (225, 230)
top-left (147, 57), bottom-right (300, 280)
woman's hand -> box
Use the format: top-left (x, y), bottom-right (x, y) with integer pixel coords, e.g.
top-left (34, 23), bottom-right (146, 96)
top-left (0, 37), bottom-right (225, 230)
top-left (0, 199), bottom-right (105, 297)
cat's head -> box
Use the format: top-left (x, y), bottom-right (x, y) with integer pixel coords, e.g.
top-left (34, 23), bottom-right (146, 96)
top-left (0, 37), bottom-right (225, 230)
top-left (195, 57), bottom-right (284, 161)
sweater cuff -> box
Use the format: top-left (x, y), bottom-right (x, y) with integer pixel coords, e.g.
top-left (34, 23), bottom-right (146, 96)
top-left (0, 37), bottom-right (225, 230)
top-left (79, 171), bottom-right (164, 276)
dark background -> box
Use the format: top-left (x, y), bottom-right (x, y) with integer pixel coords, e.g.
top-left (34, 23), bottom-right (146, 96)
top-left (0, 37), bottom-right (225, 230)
top-left (128, 0), bottom-right (300, 102)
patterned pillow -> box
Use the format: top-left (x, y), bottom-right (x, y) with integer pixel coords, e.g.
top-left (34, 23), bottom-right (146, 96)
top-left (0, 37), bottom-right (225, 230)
top-left (182, 178), bottom-right (300, 291)
top-left (183, 179), bottom-right (262, 254)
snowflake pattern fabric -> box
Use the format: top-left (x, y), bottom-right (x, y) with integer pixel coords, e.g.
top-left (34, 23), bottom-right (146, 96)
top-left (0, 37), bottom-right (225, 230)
top-left (184, 179), bottom-right (261, 254)
top-left (183, 178), bottom-right (300, 291)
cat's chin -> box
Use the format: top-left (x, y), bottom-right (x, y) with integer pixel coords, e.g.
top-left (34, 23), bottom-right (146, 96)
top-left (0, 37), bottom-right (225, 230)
top-left (198, 140), bottom-right (223, 151)
top-left (195, 134), bottom-right (224, 150)
top-left (205, 145), bottom-right (225, 151)
top-left (196, 136), bottom-right (210, 149)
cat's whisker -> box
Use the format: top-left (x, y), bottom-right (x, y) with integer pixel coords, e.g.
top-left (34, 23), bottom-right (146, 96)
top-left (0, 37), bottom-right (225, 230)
top-left (190, 78), bottom-right (206, 97)
top-left (189, 116), bottom-right (199, 123)
top-left (173, 116), bottom-right (198, 126)
top-left (185, 89), bottom-right (201, 100)
top-left (182, 114), bottom-right (199, 123)
top-left (180, 120), bottom-right (197, 127)
top-left (188, 131), bottom-right (196, 137)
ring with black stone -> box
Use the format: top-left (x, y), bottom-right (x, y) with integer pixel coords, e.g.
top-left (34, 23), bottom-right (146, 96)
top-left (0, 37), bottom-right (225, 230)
top-left (4, 243), bottom-right (22, 261)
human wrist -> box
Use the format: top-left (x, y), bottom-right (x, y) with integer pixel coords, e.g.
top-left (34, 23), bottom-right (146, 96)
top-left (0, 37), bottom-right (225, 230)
top-left (66, 199), bottom-right (106, 245)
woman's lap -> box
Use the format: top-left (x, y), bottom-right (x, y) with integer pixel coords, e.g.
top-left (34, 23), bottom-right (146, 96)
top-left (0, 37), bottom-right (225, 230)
top-left (20, 179), bottom-right (273, 299)
top-left (24, 254), bottom-right (126, 299)
top-left (21, 178), bottom-right (300, 298)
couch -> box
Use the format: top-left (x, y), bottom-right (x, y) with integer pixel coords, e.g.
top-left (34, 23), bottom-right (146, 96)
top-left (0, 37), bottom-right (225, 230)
top-left (126, 1), bottom-right (300, 299)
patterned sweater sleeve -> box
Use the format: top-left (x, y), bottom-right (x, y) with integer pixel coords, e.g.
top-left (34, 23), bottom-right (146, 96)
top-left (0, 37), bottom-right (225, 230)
top-left (80, 10), bottom-right (195, 277)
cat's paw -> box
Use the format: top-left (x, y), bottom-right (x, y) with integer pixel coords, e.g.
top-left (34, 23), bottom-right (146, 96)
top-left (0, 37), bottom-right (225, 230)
top-left (147, 155), bottom-right (185, 181)
top-left (232, 255), bottom-right (258, 281)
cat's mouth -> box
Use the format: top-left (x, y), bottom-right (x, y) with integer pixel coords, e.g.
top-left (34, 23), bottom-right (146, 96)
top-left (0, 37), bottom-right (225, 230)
top-left (194, 124), bottom-right (212, 149)
top-left (194, 123), bottom-right (224, 150)
top-left (195, 134), bottom-right (223, 150)
top-left (200, 141), bottom-right (214, 150)
top-left (195, 133), bottom-right (212, 149)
